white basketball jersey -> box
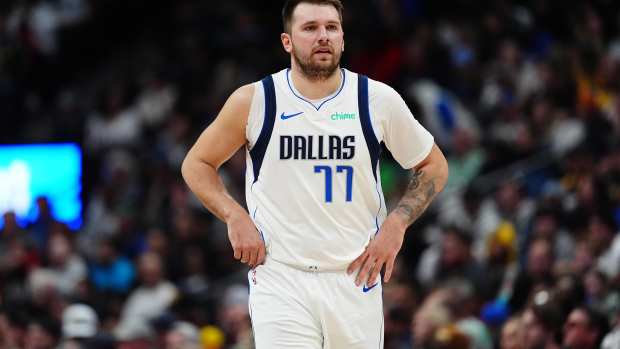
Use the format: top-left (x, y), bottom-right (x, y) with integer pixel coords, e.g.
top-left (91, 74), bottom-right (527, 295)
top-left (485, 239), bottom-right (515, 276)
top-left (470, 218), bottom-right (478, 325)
top-left (245, 68), bottom-right (433, 271)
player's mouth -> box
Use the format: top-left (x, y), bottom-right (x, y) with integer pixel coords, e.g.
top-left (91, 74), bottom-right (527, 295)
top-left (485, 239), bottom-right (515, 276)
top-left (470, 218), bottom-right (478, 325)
top-left (313, 47), bottom-right (332, 55)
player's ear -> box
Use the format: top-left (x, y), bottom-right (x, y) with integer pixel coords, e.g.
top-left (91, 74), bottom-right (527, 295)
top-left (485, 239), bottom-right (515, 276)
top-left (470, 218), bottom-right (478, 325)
top-left (281, 33), bottom-right (292, 53)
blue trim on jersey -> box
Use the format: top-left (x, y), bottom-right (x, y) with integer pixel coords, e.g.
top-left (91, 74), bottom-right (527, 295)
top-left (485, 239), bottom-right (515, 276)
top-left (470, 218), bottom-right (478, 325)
top-left (286, 68), bottom-right (346, 111)
top-left (358, 75), bottom-right (383, 235)
top-left (252, 206), bottom-right (265, 241)
top-left (357, 75), bottom-right (381, 181)
top-left (374, 169), bottom-right (382, 233)
top-left (249, 75), bottom-right (277, 183)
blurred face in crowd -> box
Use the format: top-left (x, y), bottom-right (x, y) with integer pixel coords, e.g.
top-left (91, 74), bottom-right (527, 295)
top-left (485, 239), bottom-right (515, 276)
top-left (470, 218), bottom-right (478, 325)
top-left (532, 213), bottom-right (558, 240)
top-left (97, 240), bottom-right (116, 264)
top-left (412, 308), bottom-right (435, 347)
top-left (583, 270), bottom-right (605, 300)
top-left (165, 329), bottom-right (199, 349)
top-left (501, 317), bottom-right (524, 349)
top-left (576, 176), bottom-right (595, 206)
top-left (588, 216), bottom-right (613, 254)
top-left (173, 209), bottom-right (194, 239)
top-left (526, 239), bottom-right (553, 277)
top-left (281, 3), bottom-right (344, 80)
top-left (411, 303), bottom-right (449, 348)
top-left (219, 304), bottom-right (250, 342)
top-left (522, 309), bottom-right (547, 349)
top-left (563, 309), bottom-right (598, 349)
top-left (0, 313), bottom-right (23, 348)
top-left (23, 323), bottom-right (56, 349)
top-left (572, 241), bottom-right (594, 274)
top-left (496, 182), bottom-right (520, 214)
top-left (2, 212), bottom-right (18, 233)
top-left (35, 197), bottom-right (51, 218)
top-left (146, 228), bottom-right (168, 256)
top-left (138, 252), bottom-right (163, 287)
top-left (440, 231), bottom-right (470, 267)
top-left (48, 233), bottom-right (71, 266)
top-left (452, 128), bottom-right (476, 157)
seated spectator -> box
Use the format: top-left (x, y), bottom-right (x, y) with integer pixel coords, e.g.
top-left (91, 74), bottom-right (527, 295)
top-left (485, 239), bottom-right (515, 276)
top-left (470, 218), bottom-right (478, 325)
top-left (601, 314), bottom-right (620, 349)
top-left (57, 303), bottom-right (102, 349)
top-left (509, 238), bottom-right (556, 312)
top-left (89, 238), bottom-right (135, 293)
top-left (411, 289), bottom-right (452, 349)
top-left (114, 252), bottom-right (177, 341)
top-left (164, 321), bottom-right (201, 349)
top-left (521, 293), bottom-right (562, 349)
top-left (562, 306), bottom-right (609, 349)
top-left (432, 227), bottom-right (488, 298)
top-left (23, 315), bottom-right (61, 349)
top-left (500, 316), bottom-right (524, 349)
top-left (28, 230), bottom-right (86, 297)
top-left (429, 324), bottom-right (470, 349)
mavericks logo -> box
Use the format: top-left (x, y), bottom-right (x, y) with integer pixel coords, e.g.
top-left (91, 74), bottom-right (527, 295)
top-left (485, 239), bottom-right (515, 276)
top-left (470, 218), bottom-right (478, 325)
top-left (330, 112), bottom-right (356, 120)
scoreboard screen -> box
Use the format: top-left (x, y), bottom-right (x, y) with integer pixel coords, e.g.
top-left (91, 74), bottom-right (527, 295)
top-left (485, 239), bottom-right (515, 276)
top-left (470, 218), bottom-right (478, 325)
top-left (0, 143), bottom-right (82, 230)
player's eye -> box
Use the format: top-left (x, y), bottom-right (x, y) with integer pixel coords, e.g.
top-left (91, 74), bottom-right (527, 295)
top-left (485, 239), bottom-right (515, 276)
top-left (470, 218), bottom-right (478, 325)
top-left (303, 26), bottom-right (316, 31)
top-left (327, 25), bottom-right (338, 31)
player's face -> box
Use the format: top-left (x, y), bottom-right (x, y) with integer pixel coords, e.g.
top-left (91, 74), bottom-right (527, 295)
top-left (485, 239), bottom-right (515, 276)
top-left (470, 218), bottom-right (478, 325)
top-left (282, 3), bottom-right (344, 80)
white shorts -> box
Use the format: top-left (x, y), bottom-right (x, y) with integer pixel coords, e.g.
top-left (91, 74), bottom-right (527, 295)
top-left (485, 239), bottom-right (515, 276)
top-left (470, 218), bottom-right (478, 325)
top-left (248, 258), bottom-right (384, 349)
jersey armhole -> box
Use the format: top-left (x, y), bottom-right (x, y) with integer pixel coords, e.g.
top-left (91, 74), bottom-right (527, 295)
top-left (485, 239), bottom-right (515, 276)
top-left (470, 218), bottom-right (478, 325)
top-left (358, 74), bottom-right (382, 181)
top-left (248, 75), bottom-right (277, 183)
top-left (246, 81), bottom-right (265, 149)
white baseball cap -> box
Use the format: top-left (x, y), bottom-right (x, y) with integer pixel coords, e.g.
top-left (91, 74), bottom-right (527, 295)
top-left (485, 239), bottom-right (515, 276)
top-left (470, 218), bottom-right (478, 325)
top-left (62, 304), bottom-right (99, 338)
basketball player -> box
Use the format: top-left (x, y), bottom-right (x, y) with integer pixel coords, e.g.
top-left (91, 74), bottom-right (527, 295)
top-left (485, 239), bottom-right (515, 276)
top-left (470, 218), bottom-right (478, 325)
top-left (181, 0), bottom-right (449, 347)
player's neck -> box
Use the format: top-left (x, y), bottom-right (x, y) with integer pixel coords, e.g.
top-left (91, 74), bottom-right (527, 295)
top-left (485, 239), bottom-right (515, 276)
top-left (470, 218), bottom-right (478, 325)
top-left (289, 67), bottom-right (342, 100)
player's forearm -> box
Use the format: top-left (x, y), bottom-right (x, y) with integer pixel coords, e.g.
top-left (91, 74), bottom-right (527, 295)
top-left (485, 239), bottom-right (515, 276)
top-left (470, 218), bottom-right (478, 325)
top-left (390, 150), bottom-right (448, 229)
top-left (181, 156), bottom-right (246, 223)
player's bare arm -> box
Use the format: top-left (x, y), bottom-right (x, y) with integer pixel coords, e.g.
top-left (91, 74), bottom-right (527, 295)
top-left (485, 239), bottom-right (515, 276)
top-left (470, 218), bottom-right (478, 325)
top-left (348, 143), bottom-right (448, 285)
top-left (181, 84), bottom-right (266, 268)
top-left (393, 144), bottom-right (448, 226)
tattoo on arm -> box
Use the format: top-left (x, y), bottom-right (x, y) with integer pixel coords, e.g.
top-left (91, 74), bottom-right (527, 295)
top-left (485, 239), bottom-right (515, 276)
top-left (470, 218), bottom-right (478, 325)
top-left (394, 169), bottom-right (437, 226)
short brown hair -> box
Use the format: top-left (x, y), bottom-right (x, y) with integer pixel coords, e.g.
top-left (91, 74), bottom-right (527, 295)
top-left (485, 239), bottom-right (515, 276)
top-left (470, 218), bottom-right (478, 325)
top-left (282, 0), bottom-right (344, 33)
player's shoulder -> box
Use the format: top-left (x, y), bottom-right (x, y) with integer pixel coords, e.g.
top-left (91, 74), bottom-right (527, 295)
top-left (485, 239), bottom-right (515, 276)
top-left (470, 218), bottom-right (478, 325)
top-left (215, 83), bottom-right (257, 126)
top-left (349, 72), bottom-right (400, 100)
top-left (349, 72), bottom-right (402, 106)
top-left (228, 83), bottom-right (256, 107)
top-left (231, 69), bottom-right (286, 104)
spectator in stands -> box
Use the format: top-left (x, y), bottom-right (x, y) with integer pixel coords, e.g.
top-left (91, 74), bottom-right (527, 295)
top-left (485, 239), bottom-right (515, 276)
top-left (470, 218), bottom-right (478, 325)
top-left (521, 297), bottom-right (561, 349)
top-left (500, 316), bottom-right (524, 349)
top-left (509, 238), bottom-right (556, 312)
top-left (23, 315), bottom-right (61, 349)
top-left (562, 306), bottom-right (609, 349)
top-left (437, 227), bottom-right (487, 296)
top-left (28, 230), bottom-right (86, 297)
top-left (411, 289), bottom-right (452, 349)
top-left (114, 252), bottom-right (177, 342)
top-left (164, 321), bottom-right (201, 349)
top-left (601, 313), bottom-right (620, 349)
top-left (1, 1), bottom-right (620, 348)
top-left (89, 237), bottom-right (135, 293)
top-left (57, 303), bottom-right (100, 348)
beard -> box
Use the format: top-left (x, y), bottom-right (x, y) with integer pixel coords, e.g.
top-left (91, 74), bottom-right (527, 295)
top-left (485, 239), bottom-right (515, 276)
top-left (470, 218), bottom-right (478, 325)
top-left (292, 43), bottom-right (341, 81)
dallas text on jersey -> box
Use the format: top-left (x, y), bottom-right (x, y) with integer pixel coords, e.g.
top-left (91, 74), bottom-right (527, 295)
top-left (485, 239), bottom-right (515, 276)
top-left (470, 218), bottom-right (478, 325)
top-left (279, 135), bottom-right (355, 160)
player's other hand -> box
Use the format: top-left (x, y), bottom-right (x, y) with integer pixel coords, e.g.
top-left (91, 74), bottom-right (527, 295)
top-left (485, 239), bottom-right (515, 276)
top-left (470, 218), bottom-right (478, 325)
top-left (226, 209), bottom-right (266, 268)
top-left (347, 215), bottom-right (406, 286)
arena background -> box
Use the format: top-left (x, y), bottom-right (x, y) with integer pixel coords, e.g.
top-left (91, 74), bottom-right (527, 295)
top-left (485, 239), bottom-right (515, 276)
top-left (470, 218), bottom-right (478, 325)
top-left (0, 0), bottom-right (619, 348)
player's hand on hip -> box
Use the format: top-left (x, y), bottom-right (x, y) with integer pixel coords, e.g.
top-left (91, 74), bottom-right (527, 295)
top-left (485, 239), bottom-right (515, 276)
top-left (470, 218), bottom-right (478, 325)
top-left (347, 215), bottom-right (406, 286)
top-left (226, 209), bottom-right (266, 268)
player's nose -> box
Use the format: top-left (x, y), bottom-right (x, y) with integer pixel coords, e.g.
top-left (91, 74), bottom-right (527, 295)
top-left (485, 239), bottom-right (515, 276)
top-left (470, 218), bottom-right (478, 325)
top-left (317, 26), bottom-right (329, 41)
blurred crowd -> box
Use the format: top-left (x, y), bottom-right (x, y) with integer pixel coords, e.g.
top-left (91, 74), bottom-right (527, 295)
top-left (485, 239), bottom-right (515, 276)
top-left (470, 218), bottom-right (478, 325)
top-left (1, 0), bottom-right (620, 348)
